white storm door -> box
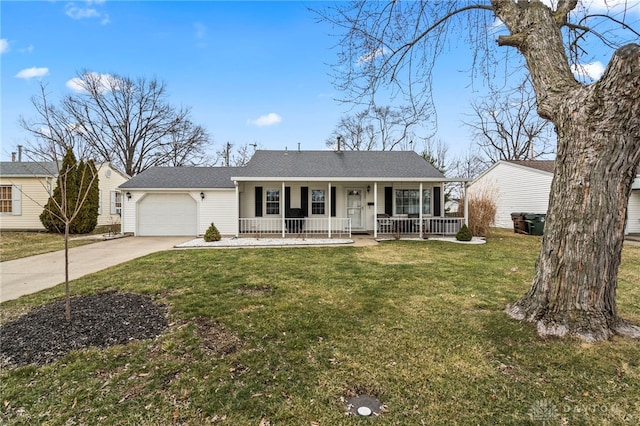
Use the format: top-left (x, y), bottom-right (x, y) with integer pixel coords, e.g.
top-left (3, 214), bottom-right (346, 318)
top-left (346, 188), bottom-right (364, 229)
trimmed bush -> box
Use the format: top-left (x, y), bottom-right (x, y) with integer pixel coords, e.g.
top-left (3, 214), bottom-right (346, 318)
top-left (204, 223), bottom-right (221, 242)
top-left (456, 223), bottom-right (473, 241)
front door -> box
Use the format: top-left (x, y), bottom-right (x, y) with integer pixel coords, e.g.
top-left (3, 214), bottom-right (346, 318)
top-left (346, 188), bottom-right (364, 229)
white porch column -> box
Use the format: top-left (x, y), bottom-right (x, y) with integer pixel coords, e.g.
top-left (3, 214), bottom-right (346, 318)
top-left (463, 182), bottom-right (469, 226)
top-left (373, 182), bottom-right (378, 238)
top-left (235, 181), bottom-right (240, 238)
top-left (419, 182), bottom-right (423, 236)
top-left (328, 182), bottom-right (332, 238)
top-left (282, 181), bottom-right (286, 238)
top-left (441, 183), bottom-right (446, 217)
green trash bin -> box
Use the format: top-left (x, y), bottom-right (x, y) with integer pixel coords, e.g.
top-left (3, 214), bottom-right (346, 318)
top-left (525, 213), bottom-right (546, 235)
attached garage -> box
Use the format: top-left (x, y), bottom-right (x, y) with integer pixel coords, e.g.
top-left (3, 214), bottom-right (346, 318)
top-left (120, 167), bottom-right (242, 237)
top-left (137, 193), bottom-right (197, 236)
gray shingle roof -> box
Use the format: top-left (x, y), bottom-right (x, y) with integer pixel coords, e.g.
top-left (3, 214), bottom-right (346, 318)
top-left (0, 161), bottom-right (59, 177)
top-left (118, 150), bottom-right (447, 189)
top-left (236, 150), bottom-right (445, 180)
top-left (119, 166), bottom-right (241, 189)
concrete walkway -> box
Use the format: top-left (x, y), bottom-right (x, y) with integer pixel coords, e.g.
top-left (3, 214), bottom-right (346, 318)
top-left (0, 236), bottom-right (188, 302)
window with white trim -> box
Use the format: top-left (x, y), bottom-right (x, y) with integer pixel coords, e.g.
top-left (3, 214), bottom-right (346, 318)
top-left (110, 191), bottom-right (122, 215)
top-left (311, 189), bottom-right (325, 214)
top-left (266, 189), bottom-right (280, 215)
top-left (395, 189), bottom-right (432, 215)
top-left (0, 185), bottom-right (12, 213)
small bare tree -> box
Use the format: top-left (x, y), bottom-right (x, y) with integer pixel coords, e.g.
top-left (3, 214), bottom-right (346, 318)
top-left (17, 84), bottom-right (101, 321)
top-left (465, 79), bottom-right (554, 165)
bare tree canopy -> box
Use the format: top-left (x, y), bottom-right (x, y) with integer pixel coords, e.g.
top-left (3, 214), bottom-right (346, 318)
top-left (215, 142), bottom-right (259, 167)
top-left (326, 105), bottom-right (426, 151)
top-left (20, 72), bottom-right (212, 176)
top-left (465, 79), bottom-right (555, 165)
top-left (318, 0), bottom-right (640, 342)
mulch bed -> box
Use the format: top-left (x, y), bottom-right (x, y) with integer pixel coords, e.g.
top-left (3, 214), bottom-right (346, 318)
top-left (0, 292), bottom-right (167, 367)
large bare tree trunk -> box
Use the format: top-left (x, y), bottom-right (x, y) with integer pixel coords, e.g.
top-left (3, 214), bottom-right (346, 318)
top-left (507, 45), bottom-right (640, 341)
top-left (495, 0), bottom-right (640, 341)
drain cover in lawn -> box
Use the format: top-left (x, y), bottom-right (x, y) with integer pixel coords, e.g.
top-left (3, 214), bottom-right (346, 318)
top-left (345, 394), bottom-right (384, 417)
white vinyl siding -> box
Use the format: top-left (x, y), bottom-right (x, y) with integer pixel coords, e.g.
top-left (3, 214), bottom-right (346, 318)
top-left (627, 190), bottom-right (640, 234)
top-left (199, 190), bottom-right (236, 235)
top-left (467, 162), bottom-right (553, 229)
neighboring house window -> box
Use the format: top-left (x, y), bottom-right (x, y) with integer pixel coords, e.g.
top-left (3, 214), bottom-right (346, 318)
top-left (0, 185), bottom-right (12, 213)
top-left (266, 189), bottom-right (280, 215)
top-left (395, 189), bottom-right (432, 215)
top-left (311, 189), bottom-right (325, 215)
top-left (110, 191), bottom-right (122, 214)
top-left (0, 185), bottom-right (21, 215)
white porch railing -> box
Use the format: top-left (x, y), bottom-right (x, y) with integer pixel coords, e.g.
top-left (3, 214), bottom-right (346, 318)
top-left (376, 217), bottom-right (464, 237)
top-left (239, 218), bottom-right (352, 238)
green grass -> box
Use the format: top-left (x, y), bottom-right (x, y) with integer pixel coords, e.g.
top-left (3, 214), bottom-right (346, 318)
top-left (0, 228), bottom-right (115, 261)
top-left (2, 230), bottom-right (639, 425)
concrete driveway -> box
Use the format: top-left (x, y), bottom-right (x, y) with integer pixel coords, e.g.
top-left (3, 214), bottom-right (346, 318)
top-left (0, 236), bottom-right (189, 302)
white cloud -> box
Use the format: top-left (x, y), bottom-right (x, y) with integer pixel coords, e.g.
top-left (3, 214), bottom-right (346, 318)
top-left (357, 47), bottom-right (389, 64)
top-left (571, 61), bottom-right (605, 81)
top-left (19, 44), bottom-right (35, 54)
top-left (66, 72), bottom-right (119, 93)
top-left (248, 113), bottom-right (282, 127)
top-left (0, 39), bottom-right (9, 54)
top-left (65, 1), bottom-right (110, 25)
top-left (15, 67), bottom-right (49, 79)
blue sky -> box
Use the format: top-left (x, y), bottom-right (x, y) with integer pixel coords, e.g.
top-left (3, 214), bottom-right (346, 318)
top-left (1, 1), bottom-right (638, 163)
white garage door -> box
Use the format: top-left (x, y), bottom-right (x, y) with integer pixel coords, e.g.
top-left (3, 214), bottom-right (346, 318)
top-left (138, 193), bottom-right (197, 236)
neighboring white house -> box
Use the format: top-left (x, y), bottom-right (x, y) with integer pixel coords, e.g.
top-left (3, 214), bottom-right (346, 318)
top-left (467, 160), bottom-right (640, 235)
top-left (119, 150), bottom-right (469, 238)
top-left (0, 161), bottom-right (129, 231)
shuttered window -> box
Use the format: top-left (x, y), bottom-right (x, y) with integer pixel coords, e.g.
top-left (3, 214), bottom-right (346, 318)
top-left (0, 185), bottom-right (12, 213)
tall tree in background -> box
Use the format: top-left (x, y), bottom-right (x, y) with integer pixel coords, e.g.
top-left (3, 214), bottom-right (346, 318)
top-left (326, 105), bottom-right (427, 151)
top-left (20, 73), bottom-right (212, 176)
top-left (465, 79), bottom-right (554, 165)
top-left (319, 0), bottom-right (640, 341)
top-left (215, 142), bottom-right (259, 167)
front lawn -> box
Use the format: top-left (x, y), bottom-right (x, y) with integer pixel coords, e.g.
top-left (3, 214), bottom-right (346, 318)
top-left (0, 229), bottom-right (111, 262)
top-left (1, 230), bottom-right (639, 425)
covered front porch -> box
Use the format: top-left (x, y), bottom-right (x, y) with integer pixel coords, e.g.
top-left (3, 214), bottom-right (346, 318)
top-left (233, 180), bottom-right (468, 239)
